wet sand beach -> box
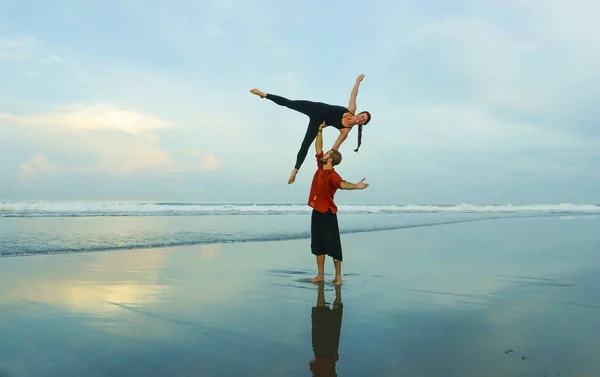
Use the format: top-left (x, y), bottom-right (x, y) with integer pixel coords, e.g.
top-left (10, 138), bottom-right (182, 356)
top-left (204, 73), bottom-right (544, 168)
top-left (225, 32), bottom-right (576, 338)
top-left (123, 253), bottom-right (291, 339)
top-left (0, 215), bottom-right (599, 376)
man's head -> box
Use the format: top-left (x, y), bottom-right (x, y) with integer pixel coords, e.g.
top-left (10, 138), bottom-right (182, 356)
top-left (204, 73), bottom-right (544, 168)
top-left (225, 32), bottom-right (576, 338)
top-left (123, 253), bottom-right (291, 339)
top-left (321, 149), bottom-right (342, 167)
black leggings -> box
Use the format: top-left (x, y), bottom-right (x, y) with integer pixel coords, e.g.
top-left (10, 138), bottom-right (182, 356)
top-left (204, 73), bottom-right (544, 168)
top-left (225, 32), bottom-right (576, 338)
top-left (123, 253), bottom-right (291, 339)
top-left (266, 94), bottom-right (329, 170)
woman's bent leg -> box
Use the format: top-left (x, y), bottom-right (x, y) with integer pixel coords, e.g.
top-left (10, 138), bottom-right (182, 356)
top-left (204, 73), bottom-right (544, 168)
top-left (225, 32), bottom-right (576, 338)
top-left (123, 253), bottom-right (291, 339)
top-left (294, 118), bottom-right (321, 170)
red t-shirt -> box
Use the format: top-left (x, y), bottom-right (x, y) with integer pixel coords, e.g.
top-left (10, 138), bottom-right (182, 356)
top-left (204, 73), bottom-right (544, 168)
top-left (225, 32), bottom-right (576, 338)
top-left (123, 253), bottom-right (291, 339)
top-left (308, 152), bottom-right (345, 214)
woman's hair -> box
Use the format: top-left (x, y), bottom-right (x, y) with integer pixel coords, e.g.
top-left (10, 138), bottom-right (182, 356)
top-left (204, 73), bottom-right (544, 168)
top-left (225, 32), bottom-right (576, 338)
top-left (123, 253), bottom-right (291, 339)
top-left (354, 111), bottom-right (371, 153)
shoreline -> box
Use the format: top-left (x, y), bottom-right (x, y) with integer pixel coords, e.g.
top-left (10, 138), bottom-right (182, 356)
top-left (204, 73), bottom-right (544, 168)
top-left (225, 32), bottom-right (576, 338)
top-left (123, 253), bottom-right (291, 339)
top-left (1, 212), bottom-right (596, 259)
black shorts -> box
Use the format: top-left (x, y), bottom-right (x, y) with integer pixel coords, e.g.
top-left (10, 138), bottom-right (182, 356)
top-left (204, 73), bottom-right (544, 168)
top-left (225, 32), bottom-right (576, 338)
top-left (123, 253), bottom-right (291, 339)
top-left (311, 209), bottom-right (343, 261)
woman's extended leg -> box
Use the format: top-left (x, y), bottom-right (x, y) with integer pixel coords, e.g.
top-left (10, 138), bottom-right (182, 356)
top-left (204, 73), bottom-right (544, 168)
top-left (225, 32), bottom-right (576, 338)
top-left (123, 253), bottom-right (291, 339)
top-left (250, 89), bottom-right (321, 118)
top-left (266, 94), bottom-right (319, 117)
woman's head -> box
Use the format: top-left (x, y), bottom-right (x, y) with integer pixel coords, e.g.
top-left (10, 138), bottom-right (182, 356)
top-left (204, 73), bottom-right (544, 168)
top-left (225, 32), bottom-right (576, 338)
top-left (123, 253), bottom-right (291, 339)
top-left (354, 111), bottom-right (371, 152)
top-left (355, 111), bottom-right (371, 125)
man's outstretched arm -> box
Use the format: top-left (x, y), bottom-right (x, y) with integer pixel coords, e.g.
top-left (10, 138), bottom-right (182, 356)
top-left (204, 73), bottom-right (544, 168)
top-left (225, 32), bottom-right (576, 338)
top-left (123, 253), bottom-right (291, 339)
top-left (315, 121), bottom-right (325, 155)
top-left (340, 177), bottom-right (369, 190)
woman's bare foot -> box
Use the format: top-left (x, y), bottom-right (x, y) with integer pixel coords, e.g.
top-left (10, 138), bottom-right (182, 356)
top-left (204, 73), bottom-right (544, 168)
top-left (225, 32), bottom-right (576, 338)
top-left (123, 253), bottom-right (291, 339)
top-left (288, 168), bottom-right (298, 184)
top-left (331, 276), bottom-right (343, 286)
top-left (310, 273), bottom-right (325, 283)
top-left (250, 89), bottom-right (266, 98)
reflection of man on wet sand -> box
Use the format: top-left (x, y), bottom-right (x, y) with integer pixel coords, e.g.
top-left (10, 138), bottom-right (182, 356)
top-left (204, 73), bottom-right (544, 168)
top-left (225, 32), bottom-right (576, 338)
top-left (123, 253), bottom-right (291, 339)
top-left (310, 284), bottom-right (343, 377)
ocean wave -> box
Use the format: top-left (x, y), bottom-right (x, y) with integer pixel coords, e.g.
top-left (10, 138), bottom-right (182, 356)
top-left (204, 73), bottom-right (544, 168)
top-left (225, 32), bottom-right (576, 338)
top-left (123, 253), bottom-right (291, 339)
top-left (1, 201), bottom-right (599, 217)
top-left (0, 214), bottom-right (583, 257)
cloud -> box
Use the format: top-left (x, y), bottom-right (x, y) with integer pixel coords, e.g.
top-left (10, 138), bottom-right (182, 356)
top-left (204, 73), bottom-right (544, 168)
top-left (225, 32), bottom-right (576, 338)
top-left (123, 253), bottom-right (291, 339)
top-left (0, 103), bottom-right (176, 134)
top-left (91, 134), bottom-right (176, 175)
top-left (41, 55), bottom-right (62, 64)
top-left (366, 103), bottom-right (598, 152)
top-left (1, 103), bottom-right (212, 176)
top-left (201, 155), bottom-right (221, 170)
top-left (199, 154), bottom-right (222, 171)
top-left (1, 1), bottom-right (598, 203)
top-left (362, 0), bottom-right (600, 178)
top-left (184, 150), bottom-right (222, 170)
top-left (19, 154), bottom-right (58, 177)
top-left (0, 33), bottom-right (62, 81)
top-left (25, 70), bottom-right (40, 78)
top-left (0, 35), bottom-right (38, 60)
top-left (407, 17), bottom-right (541, 110)
top-left (373, 0), bottom-right (600, 117)
top-left (0, 34), bottom-right (61, 63)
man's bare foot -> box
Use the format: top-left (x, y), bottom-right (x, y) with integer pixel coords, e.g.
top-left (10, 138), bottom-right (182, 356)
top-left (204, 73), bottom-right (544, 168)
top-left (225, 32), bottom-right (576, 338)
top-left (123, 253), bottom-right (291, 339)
top-left (250, 89), bottom-right (266, 98)
top-left (331, 277), bottom-right (343, 286)
top-left (288, 168), bottom-right (298, 184)
top-left (310, 273), bottom-right (325, 283)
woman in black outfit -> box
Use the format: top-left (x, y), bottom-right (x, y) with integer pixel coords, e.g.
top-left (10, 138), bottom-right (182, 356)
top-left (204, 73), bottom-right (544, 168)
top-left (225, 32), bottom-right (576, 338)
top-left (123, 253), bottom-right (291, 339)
top-left (250, 74), bottom-right (371, 184)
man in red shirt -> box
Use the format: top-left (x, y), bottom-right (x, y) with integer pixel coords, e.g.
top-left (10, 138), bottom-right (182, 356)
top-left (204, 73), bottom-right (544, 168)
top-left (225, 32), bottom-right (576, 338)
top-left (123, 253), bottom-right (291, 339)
top-left (309, 122), bottom-right (369, 285)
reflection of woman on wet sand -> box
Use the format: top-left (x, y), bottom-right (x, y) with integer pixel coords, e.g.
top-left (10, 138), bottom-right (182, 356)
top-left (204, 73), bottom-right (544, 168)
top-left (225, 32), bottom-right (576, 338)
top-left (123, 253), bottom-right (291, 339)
top-left (310, 284), bottom-right (343, 377)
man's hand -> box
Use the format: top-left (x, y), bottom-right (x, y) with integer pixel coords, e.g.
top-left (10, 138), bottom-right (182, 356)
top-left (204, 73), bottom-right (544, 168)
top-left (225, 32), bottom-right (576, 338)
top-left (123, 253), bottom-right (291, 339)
top-left (340, 177), bottom-right (370, 190)
top-left (319, 121), bottom-right (326, 131)
top-left (357, 74), bottom-right (365, 82)
top-left (356, 178), bottom-right (369, 189)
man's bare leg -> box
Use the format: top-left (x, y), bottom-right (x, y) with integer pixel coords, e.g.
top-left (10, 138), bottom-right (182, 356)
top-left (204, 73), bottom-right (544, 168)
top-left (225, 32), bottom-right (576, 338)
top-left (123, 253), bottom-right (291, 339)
top-left (316, 282), bottom-right (327, 307)
top-left (310, 254), bottom-right (326, 283)
top-left (333, 284), bottom-right (342, 309)
top-left (332, 258), bottom-right (343, 285)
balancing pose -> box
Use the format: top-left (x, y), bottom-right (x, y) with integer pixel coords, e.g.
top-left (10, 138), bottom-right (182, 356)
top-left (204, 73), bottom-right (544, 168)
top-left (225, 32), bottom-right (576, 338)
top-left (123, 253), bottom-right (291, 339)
top-left (308, 122), bottom-right (369, 286)
top-left (250, 74), bottom-right (371, 184)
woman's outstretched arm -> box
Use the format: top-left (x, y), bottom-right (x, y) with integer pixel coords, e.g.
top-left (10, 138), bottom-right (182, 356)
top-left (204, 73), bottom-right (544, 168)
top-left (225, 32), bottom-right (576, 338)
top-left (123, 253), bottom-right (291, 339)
top-left (347, 74), bottom-right (365, 114)
top-left (331, 128), bottom-right (350, 151)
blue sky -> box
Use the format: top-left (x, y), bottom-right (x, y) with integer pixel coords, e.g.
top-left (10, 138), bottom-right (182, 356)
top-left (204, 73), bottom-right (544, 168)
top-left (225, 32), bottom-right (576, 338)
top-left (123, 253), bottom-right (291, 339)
top-left (1, 0), bottom-right (599, 204)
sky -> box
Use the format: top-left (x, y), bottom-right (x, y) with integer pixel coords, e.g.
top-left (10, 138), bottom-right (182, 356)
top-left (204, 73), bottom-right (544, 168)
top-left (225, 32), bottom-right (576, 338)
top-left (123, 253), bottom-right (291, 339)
top-left (1, 0), bottom-right (599, 204)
